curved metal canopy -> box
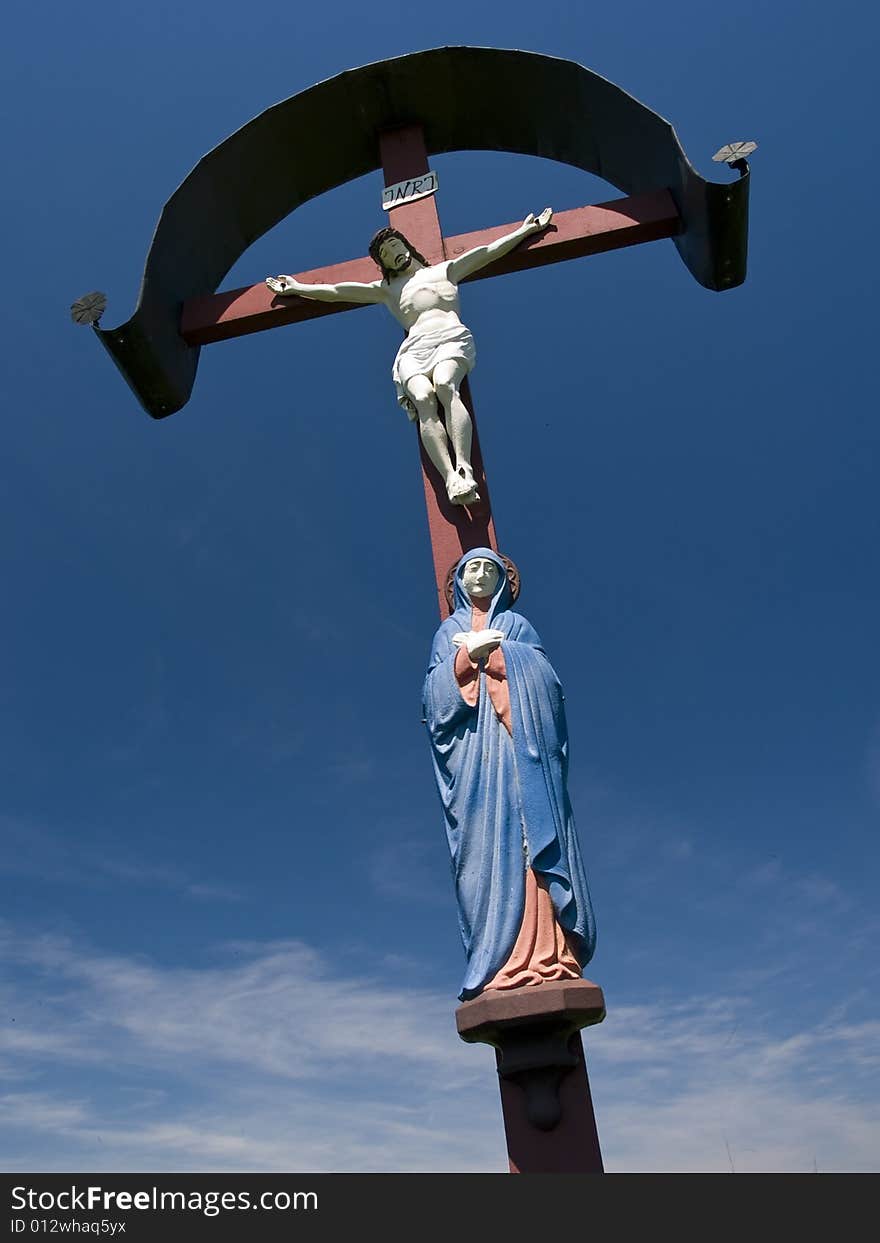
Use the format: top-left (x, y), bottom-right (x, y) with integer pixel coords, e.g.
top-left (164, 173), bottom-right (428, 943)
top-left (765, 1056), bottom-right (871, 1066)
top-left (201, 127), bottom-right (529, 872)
top-left (92, 45), bottom-right (750, 418)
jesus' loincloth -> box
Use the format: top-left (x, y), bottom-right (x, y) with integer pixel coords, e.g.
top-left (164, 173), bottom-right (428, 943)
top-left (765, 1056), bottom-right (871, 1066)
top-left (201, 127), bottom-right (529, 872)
top-left (392, 320), bottom-right (476, 418)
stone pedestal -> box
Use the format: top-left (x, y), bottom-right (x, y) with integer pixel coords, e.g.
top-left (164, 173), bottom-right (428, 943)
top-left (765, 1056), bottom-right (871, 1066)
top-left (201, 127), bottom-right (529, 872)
top-left (456, 979), bottom-right (606, 1173)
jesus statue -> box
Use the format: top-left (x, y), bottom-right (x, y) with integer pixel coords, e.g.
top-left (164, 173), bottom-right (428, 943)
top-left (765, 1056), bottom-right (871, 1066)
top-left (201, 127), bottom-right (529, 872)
top-left (267, 208), bottom-right (553, 505)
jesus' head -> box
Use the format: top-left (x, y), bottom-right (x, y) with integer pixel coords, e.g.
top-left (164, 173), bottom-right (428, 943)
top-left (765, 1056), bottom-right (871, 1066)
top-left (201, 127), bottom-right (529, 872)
top-left (369, 227), bottom-right (428, 280)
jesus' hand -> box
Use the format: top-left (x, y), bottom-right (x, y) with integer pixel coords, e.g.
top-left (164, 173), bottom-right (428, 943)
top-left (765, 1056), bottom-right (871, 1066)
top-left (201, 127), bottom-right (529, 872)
top-left (523, 207), bottom-right (553, 233)
top-left (266, 275), bottom-right (304, 296)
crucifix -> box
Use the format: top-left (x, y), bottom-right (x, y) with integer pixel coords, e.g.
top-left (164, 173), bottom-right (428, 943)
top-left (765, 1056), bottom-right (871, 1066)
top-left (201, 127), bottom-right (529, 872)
top-left (219, 128), bottom-right (612, 1171)
top-left (179, 122), bottom-right (682, 616)
top-left (75, 46), bottom-right (752, 1175)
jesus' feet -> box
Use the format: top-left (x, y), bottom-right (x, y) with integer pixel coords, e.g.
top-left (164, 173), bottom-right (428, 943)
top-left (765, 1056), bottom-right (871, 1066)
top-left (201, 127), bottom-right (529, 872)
top-left (446, 469), bottom-right (481, 506)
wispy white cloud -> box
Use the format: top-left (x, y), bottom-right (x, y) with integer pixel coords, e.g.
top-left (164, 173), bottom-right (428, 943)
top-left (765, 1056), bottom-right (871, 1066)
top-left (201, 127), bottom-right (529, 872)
top-left (0, 925), bottom-right (877, 1172)
top-left (366, 836), bottom-right (451, 906)
top-left (0, 1092), bottom-right (92, 1131)
top-left (743, 858), bottom-right (783, 888)
top-left (588, 998), bottom-right (880, 1172)
top-left (661, 837), bottom-right (694, 861)
top-left (324, 756), bottom-right (376, 785)
top-left (0, 925), bottom-right (499, 1172)
top-left (0, 930), bottom-right (476, 1085)
top-left (1, 1085), bottom-right (504, 1174)
top-left (0, 815), bottom-right (245, 903)
top-left (185, 883), bottom-right (245, 902)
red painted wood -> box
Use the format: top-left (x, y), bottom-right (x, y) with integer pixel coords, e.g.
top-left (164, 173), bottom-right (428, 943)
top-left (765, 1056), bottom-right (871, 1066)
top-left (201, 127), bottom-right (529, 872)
top-left (450, 190), bottom-right (680, 283)
top-left (377, 127), bottom-right (497, 615)
top-left (500, 1034), bottom-right (604, 1174)
top-left (379, 125), bottom-right (446, 266)
top-left (418, 377), bottom-right (497, 617)
top-left (181, 255), bottom-right (378, 345)
top-left (180, 191), bottom-right (679, 347)
top-left (179, 131), bottom-right (679, 622)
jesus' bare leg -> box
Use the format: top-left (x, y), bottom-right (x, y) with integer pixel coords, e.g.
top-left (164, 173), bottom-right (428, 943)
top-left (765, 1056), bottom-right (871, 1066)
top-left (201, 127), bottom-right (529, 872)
top-left (432, 359), bottom-right (479, 505)
top-left (405, 372), bottom-right (480, 505)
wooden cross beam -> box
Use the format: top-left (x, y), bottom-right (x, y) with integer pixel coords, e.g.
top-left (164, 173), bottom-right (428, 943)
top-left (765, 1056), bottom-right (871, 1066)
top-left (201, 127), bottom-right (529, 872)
top-left (181, 126), bottom-right (681, 615)
top-left (180, 191), bottom-right (679, 346)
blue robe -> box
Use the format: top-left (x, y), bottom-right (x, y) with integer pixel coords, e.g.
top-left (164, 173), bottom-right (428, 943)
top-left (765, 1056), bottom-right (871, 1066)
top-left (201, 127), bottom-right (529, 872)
top-left (423, 549), bottom-right (596, 1000)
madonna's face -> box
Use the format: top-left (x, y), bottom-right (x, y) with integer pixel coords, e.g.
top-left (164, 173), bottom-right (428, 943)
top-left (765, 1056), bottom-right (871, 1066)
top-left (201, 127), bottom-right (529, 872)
top-left (378, 236), bottom-right (412, 273)
top-left (462, 558), bottom-right (500, 599)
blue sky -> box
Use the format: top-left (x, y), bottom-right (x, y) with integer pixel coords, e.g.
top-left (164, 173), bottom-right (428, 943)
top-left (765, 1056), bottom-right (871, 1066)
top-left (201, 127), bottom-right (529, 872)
top-left (2, 0), bottom-right (878, 1172)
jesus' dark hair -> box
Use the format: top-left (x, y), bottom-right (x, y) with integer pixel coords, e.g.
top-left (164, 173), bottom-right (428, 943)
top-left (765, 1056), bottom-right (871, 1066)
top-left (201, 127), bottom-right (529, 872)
top-left (368, 227), bottom-right (429, 280)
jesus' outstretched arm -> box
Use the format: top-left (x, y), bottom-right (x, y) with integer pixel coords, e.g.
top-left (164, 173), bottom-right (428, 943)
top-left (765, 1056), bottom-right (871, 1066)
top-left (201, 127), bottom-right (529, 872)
top-left (445, 208), bottom-right (553, 283)
top-left (266, 274), bottom-right (387, 304)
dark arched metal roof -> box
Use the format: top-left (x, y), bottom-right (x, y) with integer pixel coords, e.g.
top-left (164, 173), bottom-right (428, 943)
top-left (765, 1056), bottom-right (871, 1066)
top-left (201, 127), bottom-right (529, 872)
top-left (93, 46), bottom-right (749, 417)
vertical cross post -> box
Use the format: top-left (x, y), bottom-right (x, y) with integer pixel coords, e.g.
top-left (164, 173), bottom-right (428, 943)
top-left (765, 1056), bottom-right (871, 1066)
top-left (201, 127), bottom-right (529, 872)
top-left (496, 1035), bottom-right (604, 1173)
top-left (380, 126), bottom-right (607, 1176)
top-left (456, 979), bottom-right (606, 1174)
top-left (378, 126), bottom-right (497, 618)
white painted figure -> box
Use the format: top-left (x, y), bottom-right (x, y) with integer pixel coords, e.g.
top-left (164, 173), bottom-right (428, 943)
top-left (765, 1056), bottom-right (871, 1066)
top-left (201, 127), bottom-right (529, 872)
top-left (267, 209), bottom-right (552, 505)
top-left (452, 556), bottom-right (505, 659)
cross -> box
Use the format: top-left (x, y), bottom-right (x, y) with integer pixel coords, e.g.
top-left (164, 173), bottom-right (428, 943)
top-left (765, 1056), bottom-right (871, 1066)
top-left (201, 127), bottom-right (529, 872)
top-left (180, 124), bottom-right (680, 616)
top-left (73, 48), bottom-right (753, 1176)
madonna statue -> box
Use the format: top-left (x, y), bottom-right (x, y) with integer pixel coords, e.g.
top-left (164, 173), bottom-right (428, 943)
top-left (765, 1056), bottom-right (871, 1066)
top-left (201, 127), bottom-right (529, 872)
top-left (423, 548), bottom-right (596, 1001)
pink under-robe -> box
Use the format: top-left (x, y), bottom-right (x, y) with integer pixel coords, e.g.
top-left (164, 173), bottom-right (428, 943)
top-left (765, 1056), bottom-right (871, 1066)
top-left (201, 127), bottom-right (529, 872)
top-left (454, 598), bottom-right (582, 992)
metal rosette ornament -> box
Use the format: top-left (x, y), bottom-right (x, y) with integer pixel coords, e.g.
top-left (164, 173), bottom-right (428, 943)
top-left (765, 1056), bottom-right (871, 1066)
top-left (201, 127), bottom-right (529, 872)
top-left (70, 291), bottom-right (107, 326)
top-left (712, 141), bottom-right (758, 178)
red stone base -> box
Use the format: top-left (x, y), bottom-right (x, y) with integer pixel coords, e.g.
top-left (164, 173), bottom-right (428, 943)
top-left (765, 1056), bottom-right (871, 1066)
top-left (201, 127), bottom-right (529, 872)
top-left (456, 979), bottom-right (606, 1173)
top-left (456, 978), bottom-right (605, 1037)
